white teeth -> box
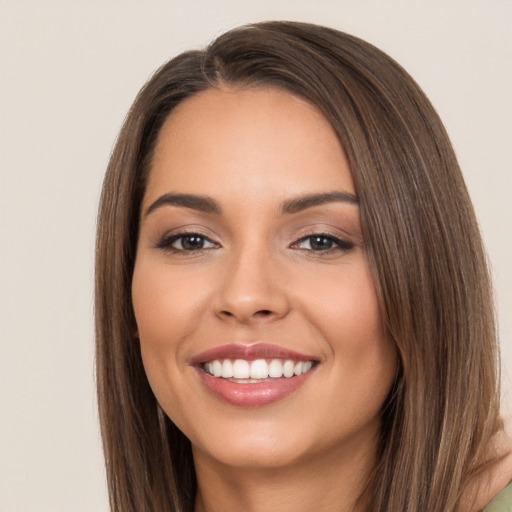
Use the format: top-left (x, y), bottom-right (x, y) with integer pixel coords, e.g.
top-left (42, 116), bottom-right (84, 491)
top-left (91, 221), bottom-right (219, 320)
top-left (212, 360), bottom-right (222, 377)
top-left (250, 359), bottom-right (269, 379)
top-left (232, 359), bottom-right (250, 379)
top-left (204, 358), bottom-right (315, 380)
top-left (283, 360), bottom-right (295, 378)
top-left (221, 359), bottom-right (234, 378)
top-left (268, 359), bottom-right (283, 378)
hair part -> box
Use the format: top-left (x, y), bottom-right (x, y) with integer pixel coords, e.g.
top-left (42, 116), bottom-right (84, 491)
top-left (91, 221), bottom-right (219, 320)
top-left (95, 21), bottom-right (500, 511)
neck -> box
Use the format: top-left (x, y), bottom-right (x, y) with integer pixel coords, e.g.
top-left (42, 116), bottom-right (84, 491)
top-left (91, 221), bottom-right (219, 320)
top-left (193, 431), bottom-right (377, 512)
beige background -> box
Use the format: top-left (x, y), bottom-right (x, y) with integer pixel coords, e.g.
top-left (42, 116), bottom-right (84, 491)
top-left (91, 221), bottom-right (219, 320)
top-left (0, 1), bottom-right (510, 510)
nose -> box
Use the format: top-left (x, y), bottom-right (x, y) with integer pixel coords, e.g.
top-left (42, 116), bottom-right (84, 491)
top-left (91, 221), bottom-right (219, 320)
top-left (212, 244), bottom-right (290, 325)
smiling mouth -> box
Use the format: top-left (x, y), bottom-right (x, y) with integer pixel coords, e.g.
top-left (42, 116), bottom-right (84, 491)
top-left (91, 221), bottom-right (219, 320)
top-left (192, 343), bottom-right (319, 405)
top-left (202, 358), bottom-right (316, 382)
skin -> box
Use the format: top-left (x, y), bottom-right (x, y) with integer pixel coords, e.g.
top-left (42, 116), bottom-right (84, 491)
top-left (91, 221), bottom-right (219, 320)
top-left (131, 87), bottom-right (397, 512)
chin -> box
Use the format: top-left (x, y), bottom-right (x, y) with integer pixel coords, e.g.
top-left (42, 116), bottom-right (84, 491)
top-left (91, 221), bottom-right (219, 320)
top-left (187, 411), bottom-right (381, 473)
top-left (195, 436), bottom-right (307, 471)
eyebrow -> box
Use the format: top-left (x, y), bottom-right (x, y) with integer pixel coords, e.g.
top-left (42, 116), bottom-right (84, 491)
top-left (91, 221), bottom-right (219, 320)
top-left (144, 193), bottom-right (222, 217)
top-left (144, 190), bottom-right (359, 218)
top-left (280, 191), bottom-right (359, 214)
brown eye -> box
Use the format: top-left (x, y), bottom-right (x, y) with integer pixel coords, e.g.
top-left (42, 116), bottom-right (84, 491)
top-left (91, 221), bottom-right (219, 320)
top-left (157, 233), bottom-right (217, 252)
top-left (177, 235), bottom-right (208, 250)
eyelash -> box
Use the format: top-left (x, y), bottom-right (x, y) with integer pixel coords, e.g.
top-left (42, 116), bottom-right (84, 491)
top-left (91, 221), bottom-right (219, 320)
top-left (291, 233), bottom-right (355, 253)
top-left (156, 232), bottom-right (219, 253)
top-left (156, 231), bottom-right (355, 255)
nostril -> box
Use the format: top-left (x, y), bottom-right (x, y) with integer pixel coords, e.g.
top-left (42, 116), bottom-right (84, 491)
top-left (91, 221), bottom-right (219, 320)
top-left (256, 310), bottom-right (273, 316)
top-left (220, 309), bottom-right (274, 319)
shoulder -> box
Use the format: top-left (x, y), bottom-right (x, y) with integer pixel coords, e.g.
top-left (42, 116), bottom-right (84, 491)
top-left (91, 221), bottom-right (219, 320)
top-left (484, 481), bottom-right (512, 511)
top-left (461, 418), bottom-right (512, 511)
top-left (481, 418), bottom-right (512, 511)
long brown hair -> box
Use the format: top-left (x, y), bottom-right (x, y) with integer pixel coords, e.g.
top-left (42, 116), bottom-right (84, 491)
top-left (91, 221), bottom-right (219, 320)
top-left (95, 21), bottom-right (500, 511)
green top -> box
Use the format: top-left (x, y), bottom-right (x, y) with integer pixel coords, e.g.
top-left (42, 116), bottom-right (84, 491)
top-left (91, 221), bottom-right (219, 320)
top-left (485, 482), bottom-right (512, 511)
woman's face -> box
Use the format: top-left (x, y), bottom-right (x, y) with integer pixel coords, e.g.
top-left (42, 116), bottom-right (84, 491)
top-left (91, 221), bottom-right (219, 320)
top-left (132, 87), bottom-right (397, 470)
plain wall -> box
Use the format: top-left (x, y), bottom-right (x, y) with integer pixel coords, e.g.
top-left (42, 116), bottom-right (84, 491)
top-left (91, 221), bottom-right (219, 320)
top-left (0, 1), bottom-right (510, 510)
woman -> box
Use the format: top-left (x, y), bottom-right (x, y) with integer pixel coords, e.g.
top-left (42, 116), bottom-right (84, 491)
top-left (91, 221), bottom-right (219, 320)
top-left (95, 21), bottom-right (511, 511)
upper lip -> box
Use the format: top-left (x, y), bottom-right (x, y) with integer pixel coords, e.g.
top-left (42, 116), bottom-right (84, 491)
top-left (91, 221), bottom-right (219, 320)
top-left (190, 343), bottom-right (317, 364)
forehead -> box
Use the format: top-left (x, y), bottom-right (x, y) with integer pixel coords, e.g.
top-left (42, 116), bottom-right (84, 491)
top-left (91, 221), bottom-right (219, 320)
top-left (145, 87), bottom-right (354, 205)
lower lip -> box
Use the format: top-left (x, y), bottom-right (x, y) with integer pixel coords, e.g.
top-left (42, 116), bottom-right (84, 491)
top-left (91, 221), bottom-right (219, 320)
top-left (196, 367), bottom-right (317, 407)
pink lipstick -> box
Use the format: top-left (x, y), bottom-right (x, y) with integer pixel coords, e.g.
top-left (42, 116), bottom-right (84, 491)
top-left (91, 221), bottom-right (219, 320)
top-left (191, 343), bottom-right (318, 407)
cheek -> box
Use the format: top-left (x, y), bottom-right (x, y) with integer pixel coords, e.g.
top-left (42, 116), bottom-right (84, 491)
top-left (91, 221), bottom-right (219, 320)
top-left (298, 263), bottom-right (396, 391)
top-left (131, 261), bottom-right (196, 397)
top-left (131, 261), bottom-right (202, 429)
top-left (301, 263), bottom-right (387, 347)
top-left (132, 260), bottom-right (209, 350)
